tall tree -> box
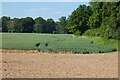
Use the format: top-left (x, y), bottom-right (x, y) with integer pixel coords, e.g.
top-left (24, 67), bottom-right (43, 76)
top-left (7, 19), bottom-right (14, 32)
top-left (99, 2), bottom-right (120, 39)
top-left (22, 17), bottom-right (35, 33)
top-left (67, 5), bottom-right (92, 35)
top-left (85, 2), bottom-right (120, 40)
top-left (34, 17), bottom-right (46, 33)
top-left (56, 16), bottom-right (67, 34)
top-left (7, 18), bottom-right (23, 32)
top-left (46, 18), bottom-right (56, 33)
top-left (0, 18), bottom-right (2, 32)
top-left (88, 2), bottom-right (103, 29)
top-left (1, 16), bottom-right (10, 32)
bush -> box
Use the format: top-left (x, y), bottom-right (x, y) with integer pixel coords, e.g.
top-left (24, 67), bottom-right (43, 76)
top-left (74, 30), bottom-right (81, 36)
top-left (83, 28), bottom-right (100, 36)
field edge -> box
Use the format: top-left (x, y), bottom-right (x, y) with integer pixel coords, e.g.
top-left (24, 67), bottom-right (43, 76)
top-left (0, 49), bottom-right (118, 54)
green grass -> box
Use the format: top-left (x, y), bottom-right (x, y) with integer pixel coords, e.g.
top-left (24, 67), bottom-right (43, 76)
top-left (83, 36), bottom-right (118, 50)
top-left (93, 38), bottom-right (118, 50)
top-left (1, 33), bottom-right (118, 54)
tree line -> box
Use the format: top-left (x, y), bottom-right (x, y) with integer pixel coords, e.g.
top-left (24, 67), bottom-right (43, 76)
top-left (1, 16), bottom-right (68, 34)
top-left (1, 2), bottom-right (120, 40)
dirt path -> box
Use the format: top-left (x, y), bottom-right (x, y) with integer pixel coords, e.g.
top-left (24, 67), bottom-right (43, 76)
top-left (1, 50), bottom-right (118, 78)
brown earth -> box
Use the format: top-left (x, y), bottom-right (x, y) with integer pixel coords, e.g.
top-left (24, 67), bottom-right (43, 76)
top-left (0, 50), bottom-right (118, 78)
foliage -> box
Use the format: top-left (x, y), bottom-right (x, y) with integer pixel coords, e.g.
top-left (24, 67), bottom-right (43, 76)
top-left (83, 28), bottom-right (100, 36)
top-left (86, 2), bottom-right (120, 40)
top-left (93, 37), bottom-right (118, 50)
top-left (56, 16), bottom-right (68, 34)
top-left (7, 18), bottom-right (23, 32)
top-left (34, 17), bottom-right (46, 33)
top-left (67, 5), bottom-right (92, 35)
top-left (22, 17), bottom-right (35, 33)
top-left (1, 16), bottom-right (10, 32)
top-left (46, 18), bottom-right (56, 33)
top-left (7, 17), bottom-right (35, 33)
top-left (88, 2), bottom-right (102, 29)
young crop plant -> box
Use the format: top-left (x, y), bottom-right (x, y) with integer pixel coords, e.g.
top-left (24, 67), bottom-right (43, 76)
top-left (1, 33), bottom-right (117, 54)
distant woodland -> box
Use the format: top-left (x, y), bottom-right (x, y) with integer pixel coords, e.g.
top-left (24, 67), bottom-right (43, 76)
top-left (1, 2), bottom-right (120, 40)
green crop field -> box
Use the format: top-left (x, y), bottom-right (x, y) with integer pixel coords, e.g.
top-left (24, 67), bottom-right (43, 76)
top-left (1, 33), bottom-right (118, 54)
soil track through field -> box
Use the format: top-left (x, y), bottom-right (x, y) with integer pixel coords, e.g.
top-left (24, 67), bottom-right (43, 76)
top-left (1, 50), bottom-right (118, 78)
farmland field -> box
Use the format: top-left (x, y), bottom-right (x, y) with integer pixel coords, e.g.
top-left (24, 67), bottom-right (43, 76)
top-left (1, 50), bottom-right (118, 78)
top-left (1, 33), bottom-right (117, 53)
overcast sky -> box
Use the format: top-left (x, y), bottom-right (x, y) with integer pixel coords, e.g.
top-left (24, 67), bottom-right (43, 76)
top-left (2, 2), bottom-right (90, 21)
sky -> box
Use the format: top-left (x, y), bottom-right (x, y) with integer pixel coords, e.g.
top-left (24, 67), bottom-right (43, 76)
top-left (2, 2), bottom-right (90, 21)
top-left (1, 0), bottom-right (91, 2)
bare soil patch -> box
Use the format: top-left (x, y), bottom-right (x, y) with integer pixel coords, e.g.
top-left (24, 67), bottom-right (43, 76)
top-left (1, 50), bottom-right (118, 78)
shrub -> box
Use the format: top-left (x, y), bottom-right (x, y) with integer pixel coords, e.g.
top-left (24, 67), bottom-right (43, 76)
top-left (83, 28), bottom-right (100, 37)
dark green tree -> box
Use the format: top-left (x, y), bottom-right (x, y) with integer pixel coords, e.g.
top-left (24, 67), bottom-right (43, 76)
top-left (99, 2), bottom-right (120, 39)
top-left (7, 18), bottom-right (23, 32)
top-left (88, 2), bottom-right (103, 29)
top-left (22, 17), bottom-right (35, 33)
top-left (85, 2), bottom-right (120, 40)
top-left (7, 19), bottom-right (14, 32)
top-left (56, 16), bottom-right (67, 34)
top-left (34, 17), bottom-right (46, 33)
top-left (0, 18), bottom-right (2, 32)
top-left (67, 5), bottom-right (92, 35)
top-left (46, 18), bottom-right (56, 33)
top-left (1, 16), bottom-right (10, 32)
